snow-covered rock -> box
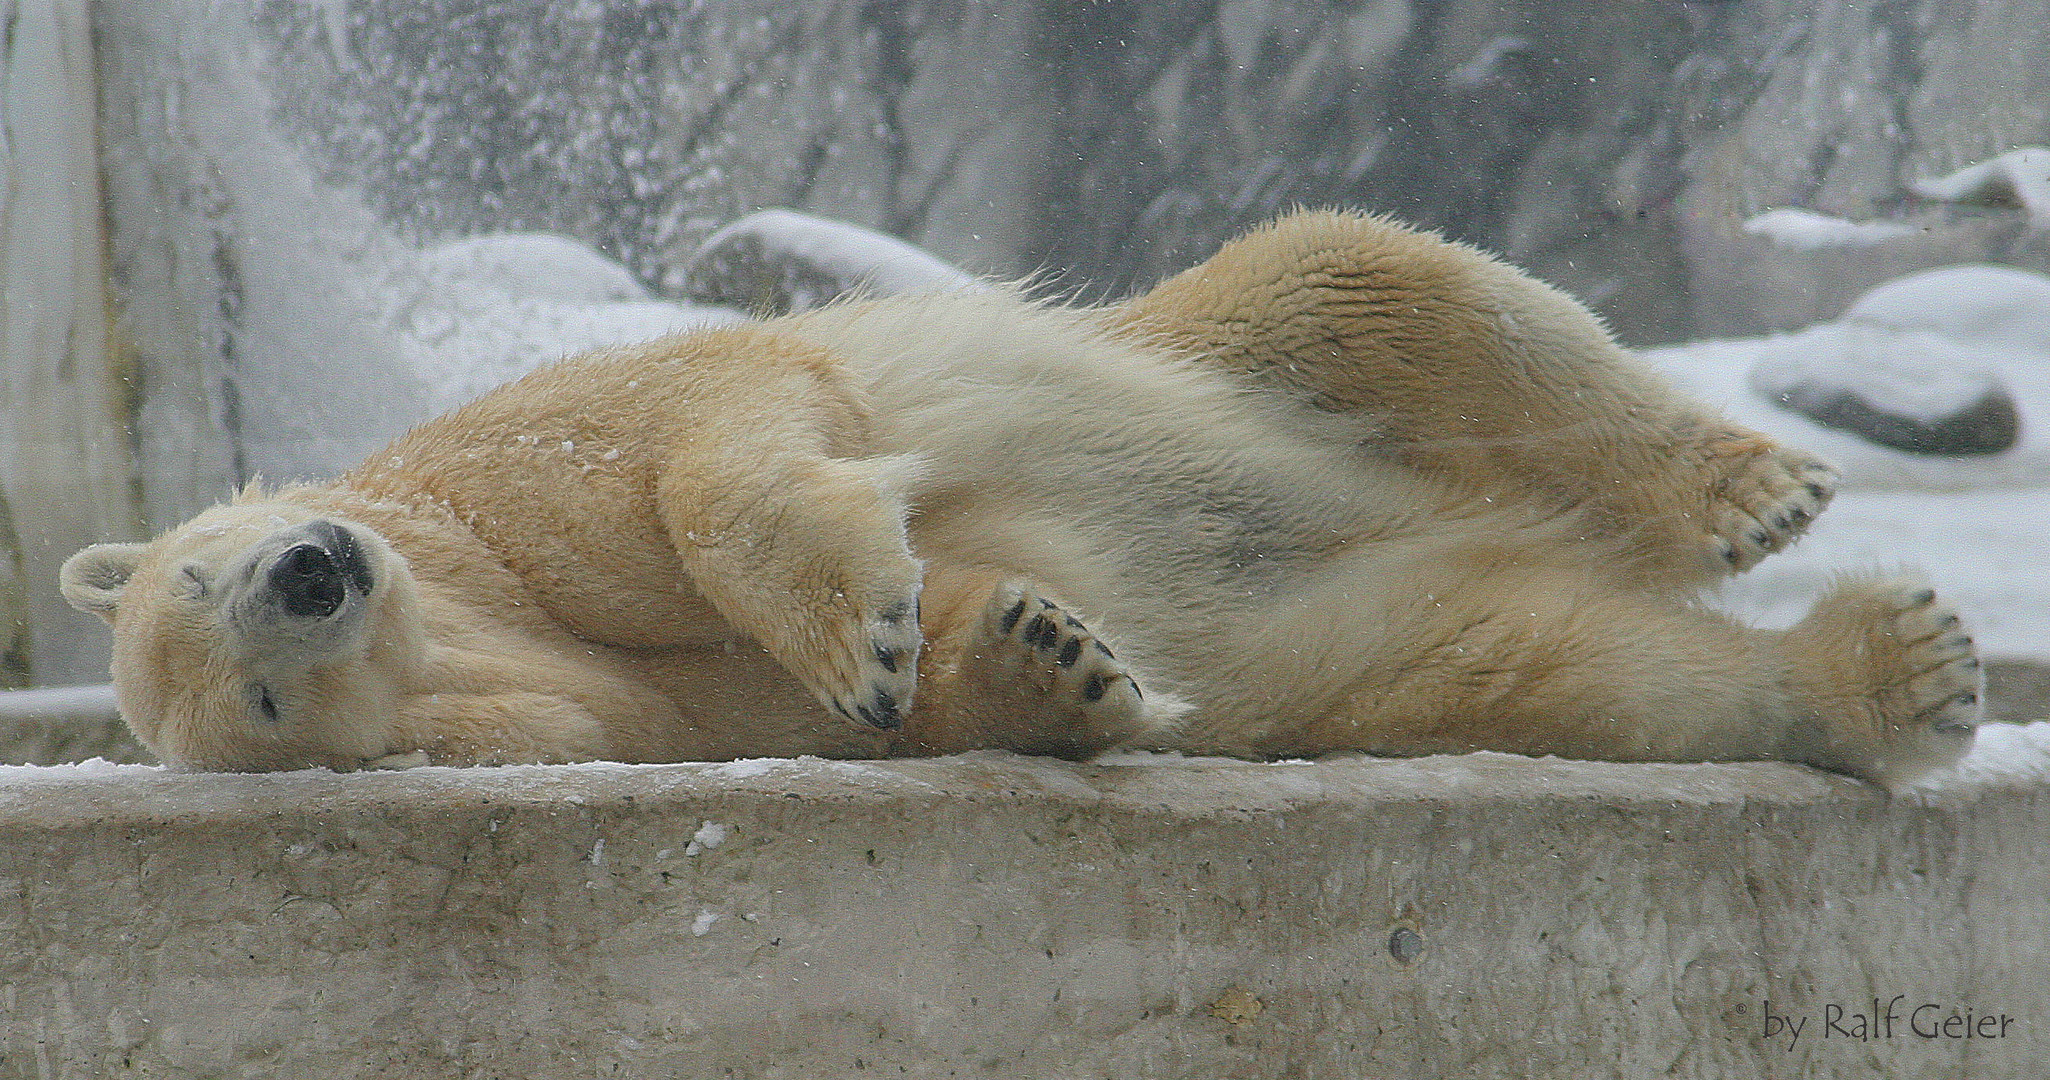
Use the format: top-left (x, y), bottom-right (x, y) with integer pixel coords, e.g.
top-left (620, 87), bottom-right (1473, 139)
top-left (680, 210), bottom-right (986, 316)
top-left (1841, 264), bottom-right (2050, 351)
top-left (1910, 147), bottom-right (2050, 229)
top-left (1746, 326), bottom-right (2018, 456)
top-left (1644, 264), bottom-right (2050, 660)
top-left (395, 233), bottom-right (742, 414)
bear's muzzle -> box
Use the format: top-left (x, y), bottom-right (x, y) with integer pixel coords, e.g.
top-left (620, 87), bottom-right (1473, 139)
top-left (267, 521), bottom-right (373, 619)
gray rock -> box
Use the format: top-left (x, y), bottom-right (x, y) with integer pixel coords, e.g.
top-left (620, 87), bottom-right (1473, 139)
top-left (104, 0), bottom-right (2050, 350)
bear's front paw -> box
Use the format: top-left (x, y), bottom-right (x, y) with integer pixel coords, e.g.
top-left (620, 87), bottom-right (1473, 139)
top-left (820, 592), bottom-right (923, 730)
top-left (1696, 428), bottom-right (1838, 573)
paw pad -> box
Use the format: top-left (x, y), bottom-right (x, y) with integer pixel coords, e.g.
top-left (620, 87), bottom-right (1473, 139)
top-left (978, 583), bottom-right (1150, 738)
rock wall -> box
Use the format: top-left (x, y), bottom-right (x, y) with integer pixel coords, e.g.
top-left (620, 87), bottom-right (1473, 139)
top-left (0, 1), bottom-right (145, 687)
top-left (1, 753), bottom-right (2045, 1078)
top-left (168, 0), bottom-right (2050, 347)
top-left (1040, 0), bottom-right (2050, 342)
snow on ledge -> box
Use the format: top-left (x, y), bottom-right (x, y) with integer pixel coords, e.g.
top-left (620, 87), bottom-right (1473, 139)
top-left (3, 724), bottom-right (2043, 814)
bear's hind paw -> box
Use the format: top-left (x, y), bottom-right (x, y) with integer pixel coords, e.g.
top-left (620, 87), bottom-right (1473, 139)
top-left (1887, 583), bottom-right (1983, 736)
top-left (1786, 575), bottom-right (1983, 789)
top-left (968, 583), bottom-right (1181, 759)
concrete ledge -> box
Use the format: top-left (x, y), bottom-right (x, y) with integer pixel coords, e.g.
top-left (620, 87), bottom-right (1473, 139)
top-left (3, 750), bottom-right (2048, 1078)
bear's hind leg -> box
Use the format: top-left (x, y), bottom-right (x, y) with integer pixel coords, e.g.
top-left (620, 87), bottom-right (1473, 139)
top-left (894, 571), bottom-right (1187, 759)
top-left (1110, 209), bottom-right (1837, 588)
top-left (1291, 560), bottom-right (1978, 789)
top-left (1300, 567), bottom-right (1802, 769)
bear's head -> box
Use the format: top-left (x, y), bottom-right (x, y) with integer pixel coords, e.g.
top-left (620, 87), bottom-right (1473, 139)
top-left (60, 502), bottom-right (425, 771)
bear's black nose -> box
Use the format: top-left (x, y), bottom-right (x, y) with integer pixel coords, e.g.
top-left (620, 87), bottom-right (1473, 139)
top-left (270, 542), bottom-right (348, 619)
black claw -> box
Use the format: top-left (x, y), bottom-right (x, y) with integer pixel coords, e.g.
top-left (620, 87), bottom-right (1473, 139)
top-left (1805, 481), bottom-right (1829, 500)
top-left (879, 599), bottom-right (915, 625)
top-left (1000, 597), bottom-right (1027, 634)
top-left (1063, 614), bottom-right (1086, 630)
top-left (1094, 640), bottom-right (1115, 659)
top-left (1057, 638), bottom-right (1083, 667)
top-left (1909, 588), bottom-right (1937, 607)
top-left (874, 643), bottom-right (900, 673)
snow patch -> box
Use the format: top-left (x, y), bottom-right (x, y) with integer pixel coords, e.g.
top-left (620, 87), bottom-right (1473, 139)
top-left (1742, 208), bottom-right (1916, 249)
top-left (1911, 721), bottom-right (2050, 792)
top-left (1841, 264), bottom-right (2050, 351)
top-left (702, 759), bottom-right (784, 780)
top-left (0, 757), bottom-right (159, 782)
top-left (683, 821), bottom-right (729, 856)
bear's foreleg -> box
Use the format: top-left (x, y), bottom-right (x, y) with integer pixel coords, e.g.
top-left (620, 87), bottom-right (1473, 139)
top-left (653, 331), bottom-right (925, 732)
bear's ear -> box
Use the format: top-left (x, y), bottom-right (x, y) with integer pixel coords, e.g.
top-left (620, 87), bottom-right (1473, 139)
top-left (59, 543), bottom-right (150, 621)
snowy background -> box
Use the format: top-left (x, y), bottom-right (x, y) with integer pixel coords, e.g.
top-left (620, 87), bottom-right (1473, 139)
top-left (6, 0), bottom-right (2050, 746)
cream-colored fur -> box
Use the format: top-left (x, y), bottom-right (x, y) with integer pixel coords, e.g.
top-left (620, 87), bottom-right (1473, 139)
top-left (61, 211), bottom-right (1983, 787)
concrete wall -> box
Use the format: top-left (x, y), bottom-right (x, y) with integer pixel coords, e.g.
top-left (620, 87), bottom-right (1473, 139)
top-left (2, 751), bottom-right (2046, 1079)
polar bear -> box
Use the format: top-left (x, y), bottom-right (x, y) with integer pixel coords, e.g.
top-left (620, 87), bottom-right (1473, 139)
top-left (60, 211), bottom-right (1982, 787)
